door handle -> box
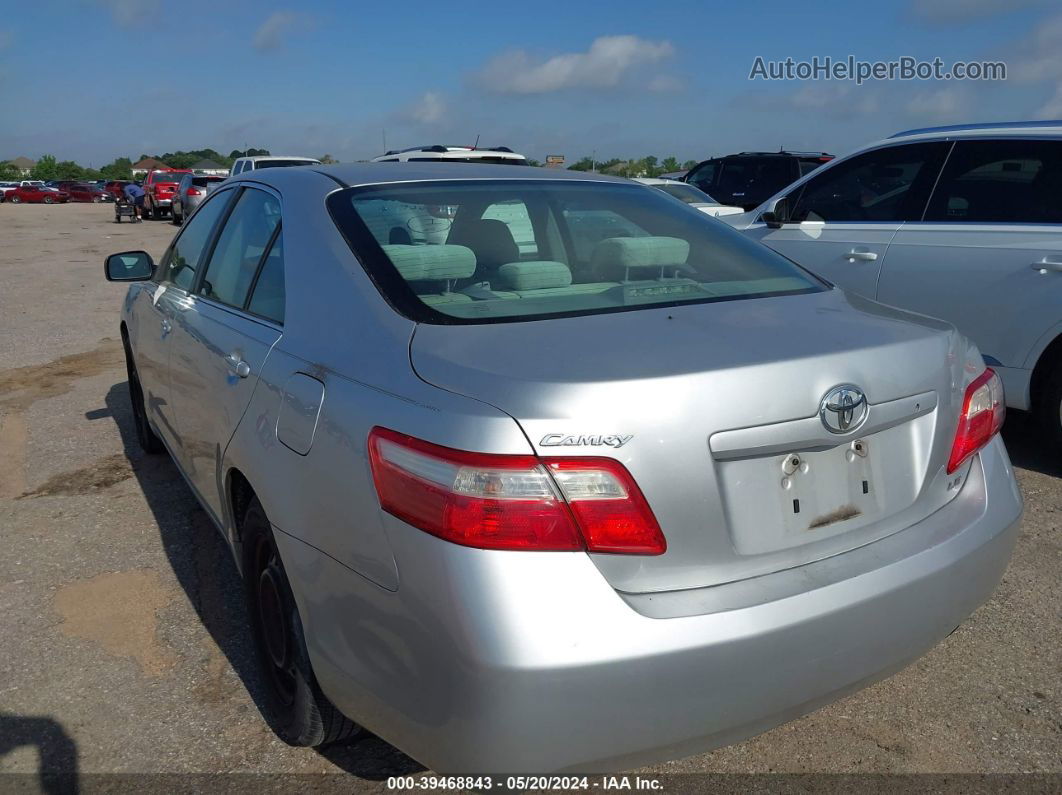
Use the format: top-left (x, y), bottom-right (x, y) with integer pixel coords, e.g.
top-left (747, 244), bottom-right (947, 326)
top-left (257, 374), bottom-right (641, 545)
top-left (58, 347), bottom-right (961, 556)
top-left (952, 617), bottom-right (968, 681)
top-left (845, 249), bottom-right (878, 262)
top-left (1031, 258), bottom-right (1062, 273)
top-left (225, 353), bottom-right (251, 378)
top-left (160, 318), bottom-right (172, 335)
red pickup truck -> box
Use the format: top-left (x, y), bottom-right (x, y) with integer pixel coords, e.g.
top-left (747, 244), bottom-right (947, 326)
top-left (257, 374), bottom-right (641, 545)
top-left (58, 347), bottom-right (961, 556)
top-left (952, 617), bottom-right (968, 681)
top-left (143, 169), bottom-right (192, 219)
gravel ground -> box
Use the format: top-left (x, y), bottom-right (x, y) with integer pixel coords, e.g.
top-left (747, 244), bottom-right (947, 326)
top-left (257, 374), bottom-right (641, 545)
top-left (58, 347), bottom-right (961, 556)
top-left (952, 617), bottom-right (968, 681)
top-left (0, 203), bottom-right (1058, 790)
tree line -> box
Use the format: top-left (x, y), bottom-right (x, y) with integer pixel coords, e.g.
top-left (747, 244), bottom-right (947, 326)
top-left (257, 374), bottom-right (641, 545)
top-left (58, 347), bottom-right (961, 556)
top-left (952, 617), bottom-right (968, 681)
top-left (0, 148), bottom-right (339, 183)
top-left (567, 155), bottom-right (699, 176)
top-left (2, 150), bottom-right (699, 183)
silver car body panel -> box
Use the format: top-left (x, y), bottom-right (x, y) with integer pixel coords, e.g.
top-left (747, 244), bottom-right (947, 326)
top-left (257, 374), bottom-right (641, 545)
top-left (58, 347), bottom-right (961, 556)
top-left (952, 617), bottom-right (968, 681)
top-left (118, 163), bottom-right (1023, 772)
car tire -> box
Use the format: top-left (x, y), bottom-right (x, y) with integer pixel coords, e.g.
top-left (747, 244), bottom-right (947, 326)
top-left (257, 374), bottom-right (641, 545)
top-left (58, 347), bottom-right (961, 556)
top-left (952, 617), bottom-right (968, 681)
top-left (1036, 361), bottom-right (1062, 450)
top-left (43, 195), bottom-right (54, 204)
top-left (10, 196), bottom-right (21, 204)
top-left (142, 202), bottom-right (153, 220)
top-left (241, 498), bottom-right (362, 748)
top-left (171, 207), bottom-right (181, 226)
top-left (123, 339), bottom-right (164, 455)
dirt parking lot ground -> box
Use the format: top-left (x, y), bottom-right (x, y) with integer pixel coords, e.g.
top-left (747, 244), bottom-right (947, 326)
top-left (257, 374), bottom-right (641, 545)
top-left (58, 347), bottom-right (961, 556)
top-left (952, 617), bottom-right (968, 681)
top-left (0, 203), bottom-right (1059, 789)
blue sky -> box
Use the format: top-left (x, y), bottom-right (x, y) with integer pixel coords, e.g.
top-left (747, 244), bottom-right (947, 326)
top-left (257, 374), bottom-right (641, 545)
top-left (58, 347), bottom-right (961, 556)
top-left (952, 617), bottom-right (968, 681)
top-left (1, 0), bottom-right (1060, 166)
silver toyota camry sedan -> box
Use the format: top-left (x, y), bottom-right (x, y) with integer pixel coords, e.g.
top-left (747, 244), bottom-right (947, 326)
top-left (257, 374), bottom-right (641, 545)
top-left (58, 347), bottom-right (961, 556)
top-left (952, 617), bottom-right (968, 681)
top-left (104, 163), bottom-right (1023, 773)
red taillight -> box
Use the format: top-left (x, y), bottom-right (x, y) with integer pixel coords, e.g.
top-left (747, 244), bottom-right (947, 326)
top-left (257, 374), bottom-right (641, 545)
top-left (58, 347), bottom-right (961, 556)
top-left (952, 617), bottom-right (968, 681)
top-left (187, 188), bottom-right (202, 195)
top-left (947, 368), bottom-right (1005, 474)
top-left (367, 427), bottom-right (665, 555)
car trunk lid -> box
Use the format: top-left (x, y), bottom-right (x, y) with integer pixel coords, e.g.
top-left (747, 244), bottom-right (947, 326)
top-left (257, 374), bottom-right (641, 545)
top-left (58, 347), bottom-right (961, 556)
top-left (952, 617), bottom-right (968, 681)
top-left (409, 289), bottom-right (970, 593)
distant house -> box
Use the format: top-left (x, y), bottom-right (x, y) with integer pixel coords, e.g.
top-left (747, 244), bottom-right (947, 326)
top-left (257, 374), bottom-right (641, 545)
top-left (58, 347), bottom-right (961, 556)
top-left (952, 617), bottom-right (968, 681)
top-left (190, 159), bottom-right (229, 176)
top-left (131, 157), bottom-right (170, 176)
top-left (6, 156), bottom-right (36, 176)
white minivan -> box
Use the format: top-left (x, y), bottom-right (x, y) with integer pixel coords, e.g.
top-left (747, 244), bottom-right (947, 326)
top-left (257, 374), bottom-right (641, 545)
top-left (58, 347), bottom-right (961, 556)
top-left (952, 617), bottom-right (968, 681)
top-left (725, 120), bottom-right (1062, 446)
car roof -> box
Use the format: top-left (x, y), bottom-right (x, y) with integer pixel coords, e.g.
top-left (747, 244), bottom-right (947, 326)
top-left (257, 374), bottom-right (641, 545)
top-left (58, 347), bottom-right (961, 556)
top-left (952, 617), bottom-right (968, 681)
top-left (888, 119), bottom-right (1062, 140)
top-left (709, 151), bottom-right (832, 160)
top-left (240, 155), bottom-right (320, 161)
top-left (231, 161), bottom-right (634, 190)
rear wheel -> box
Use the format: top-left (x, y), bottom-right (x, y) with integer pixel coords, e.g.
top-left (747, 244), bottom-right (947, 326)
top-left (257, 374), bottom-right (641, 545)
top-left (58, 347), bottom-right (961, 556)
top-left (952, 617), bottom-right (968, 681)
top-left (1036, 362), bottom-right (1062, 449)
top-left (10, 196), bottom-right (21, 204)
top-left (171, 205), bottom-right (182, 225)
top-left (43, 195), bottom-right (54, 204)
top-left (123, 339), bottom-right (163, 454)
top-left (241, 498), bottom-right (361, 747)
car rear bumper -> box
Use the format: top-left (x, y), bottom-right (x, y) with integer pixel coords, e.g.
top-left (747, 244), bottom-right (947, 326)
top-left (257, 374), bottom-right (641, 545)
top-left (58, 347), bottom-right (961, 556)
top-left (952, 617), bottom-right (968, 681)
top-left (276, 436), bottom-right (1021, 773)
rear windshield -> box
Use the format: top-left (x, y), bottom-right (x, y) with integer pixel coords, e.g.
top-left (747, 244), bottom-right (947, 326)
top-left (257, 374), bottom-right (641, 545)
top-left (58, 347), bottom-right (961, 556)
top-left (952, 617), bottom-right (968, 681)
top-left (151, 172), bottom-right (187, 183)
top-left (688, 157), bottom-right (794, 206)
top-left (193, 176), bottom-right (223, 186)
top-left (653, 182), bottom-right (718, 205)
top-left (329, 180), bottom-right (823, 324)
top-left (252, 159), bottom-right (318, 169)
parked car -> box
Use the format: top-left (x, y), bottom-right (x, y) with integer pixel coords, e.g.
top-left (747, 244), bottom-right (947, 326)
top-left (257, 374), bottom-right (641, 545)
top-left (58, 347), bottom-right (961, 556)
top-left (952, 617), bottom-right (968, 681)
top-left (727, 120), bottom-right (1062, 447)
top-left (142, 169), bottom-right (192, 219)
top-left (104, 163), bottom-right (1021, 774)
top-left (685, 151), bottom-right (834, 211)
top-left (8, 184), bottom-right (69, 203)
top-left (171, 174), bottom-right (226, 225)
top-left (634, 177), bottom-right (745, 218)
top-left (370, 144), bottom-right (527, 165)
top-left (0, 181), bottom-right (18, 201)
top-left (229, 155), bottom-right (320, 176)
top-left (64, 183), bottom-right (110, 202)
top-left (104, 180), bottom-right (133, 200)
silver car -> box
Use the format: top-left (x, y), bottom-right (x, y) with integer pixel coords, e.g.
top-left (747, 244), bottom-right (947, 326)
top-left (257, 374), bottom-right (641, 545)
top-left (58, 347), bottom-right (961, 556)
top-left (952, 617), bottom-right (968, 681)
top-left (171, 174), bottom-right (225, 225)
top-left (104, 164), bottom-right (1022, 773)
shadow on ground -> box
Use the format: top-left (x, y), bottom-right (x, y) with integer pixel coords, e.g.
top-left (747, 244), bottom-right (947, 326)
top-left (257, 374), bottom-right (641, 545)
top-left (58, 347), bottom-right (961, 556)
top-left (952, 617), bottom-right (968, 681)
top-left (1001, 410), bottom-right (1062, 478)
top-left (0, 713), bottom-right (78, 794)
top-left (101, 381), bottom-right (422, 779)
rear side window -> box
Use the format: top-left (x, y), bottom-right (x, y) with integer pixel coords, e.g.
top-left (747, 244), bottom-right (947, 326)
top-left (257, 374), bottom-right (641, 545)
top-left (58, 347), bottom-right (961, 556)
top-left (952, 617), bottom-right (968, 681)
top-left (159, 190), bottom-right (232, 290)
top-left (786, 142), bottom-right (950, 223)
top-left (199, 188), bottom-right (281, 309)
top-left (924, 139), bottom-right (1062, 223)
top-left (247, 229), bottom-right (285, 323)
top-left (330, 180), bottom-right (824, 324)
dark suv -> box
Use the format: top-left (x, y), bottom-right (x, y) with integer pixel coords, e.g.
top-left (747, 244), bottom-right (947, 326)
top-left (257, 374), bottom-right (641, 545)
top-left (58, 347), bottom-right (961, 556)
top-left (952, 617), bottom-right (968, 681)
top-left (684, 151), bottom-right (833, 211)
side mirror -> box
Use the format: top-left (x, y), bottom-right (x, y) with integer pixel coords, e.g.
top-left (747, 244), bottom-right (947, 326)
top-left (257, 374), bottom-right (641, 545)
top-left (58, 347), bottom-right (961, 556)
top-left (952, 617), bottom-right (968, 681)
top-left (105, 251), bottom-right (154, 282)
top-left (760, 211), bottom-right (784, 229)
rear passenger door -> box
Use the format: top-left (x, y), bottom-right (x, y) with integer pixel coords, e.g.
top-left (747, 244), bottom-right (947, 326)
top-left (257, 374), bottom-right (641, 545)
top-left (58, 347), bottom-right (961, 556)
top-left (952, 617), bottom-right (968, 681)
top-left (877, 139), bottom-right (1062, 407)
top-left (747, 142), bottom-right (950, 296)
top-left (165, 185), bottom-right (285, 522)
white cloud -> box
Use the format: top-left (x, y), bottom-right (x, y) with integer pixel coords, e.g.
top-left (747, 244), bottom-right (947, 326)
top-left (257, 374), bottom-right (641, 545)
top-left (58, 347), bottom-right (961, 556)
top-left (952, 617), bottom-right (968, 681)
top-left (252, 11), bottom-right (312, 52)
top-left (647, 74), bottom-right (683, 93)
top-left (733, 84), bottom-right (878, 119)
top-left (1035, 84), bottom-right (1062, 118)
top-left (905, 87), bottom-right (972, 121)
top-left (95, 0), bottom-right (162, 28)
top-left (476, 35), bottom-right (675, 94)
top-left (406, 92), bottom-right (446, 124)
top-left (910, 0), bottom-right (1043, 24)
top-left (1005, 13), bottom-right (1062, 82)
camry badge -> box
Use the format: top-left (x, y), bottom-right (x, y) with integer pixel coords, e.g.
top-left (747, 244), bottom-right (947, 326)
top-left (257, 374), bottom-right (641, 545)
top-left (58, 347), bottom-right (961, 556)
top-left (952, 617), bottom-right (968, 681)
top-left (540, 434), bottom-right (633, 449)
